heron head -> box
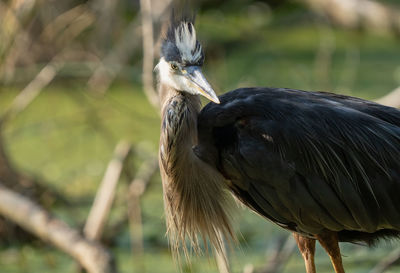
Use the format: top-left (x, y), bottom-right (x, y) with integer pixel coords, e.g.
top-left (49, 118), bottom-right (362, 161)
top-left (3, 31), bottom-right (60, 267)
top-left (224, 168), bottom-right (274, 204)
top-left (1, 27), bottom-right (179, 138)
top-left (156, 16), bottom-right (219, 104)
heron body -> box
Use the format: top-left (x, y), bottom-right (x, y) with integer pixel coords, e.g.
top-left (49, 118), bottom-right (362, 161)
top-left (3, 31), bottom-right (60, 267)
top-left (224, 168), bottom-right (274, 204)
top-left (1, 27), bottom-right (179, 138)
top-left (197, 87), bottom-right (400, 239)
top-left (157, 15), bottom-right (400, 273)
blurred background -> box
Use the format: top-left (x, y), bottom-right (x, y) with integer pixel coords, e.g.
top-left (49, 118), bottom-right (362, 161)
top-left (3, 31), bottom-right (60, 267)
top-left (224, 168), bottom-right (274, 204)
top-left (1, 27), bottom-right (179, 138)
top-left (0, 0), bottom-right (400, 272)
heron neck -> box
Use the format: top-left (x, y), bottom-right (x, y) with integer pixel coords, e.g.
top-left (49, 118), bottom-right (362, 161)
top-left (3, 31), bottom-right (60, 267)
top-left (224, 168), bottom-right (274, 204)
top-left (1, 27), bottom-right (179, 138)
top-left (158, 84), bottom-right (234, 259)
top-left (159, 86), bottom-right (201, 172)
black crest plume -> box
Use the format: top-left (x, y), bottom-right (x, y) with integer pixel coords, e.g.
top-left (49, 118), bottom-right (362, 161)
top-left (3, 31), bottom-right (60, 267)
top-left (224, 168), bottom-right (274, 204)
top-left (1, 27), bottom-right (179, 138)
top-left (161, 10), bottom-right (204, 65)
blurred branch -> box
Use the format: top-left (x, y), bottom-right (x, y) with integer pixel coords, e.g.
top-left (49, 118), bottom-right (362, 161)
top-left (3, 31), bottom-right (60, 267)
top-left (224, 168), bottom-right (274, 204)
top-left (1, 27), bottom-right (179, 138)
top-left (54, 9), bottom-right (95, 48)
top-left (89, 0), bottom-right (117, 50)
top-left (0, 1), bottom-right (33, 83)
top-left (140, 0), bottom-right (160, 109)
top-left (84, 141), bottom-right (132, 241)
top-left (337, 47), bottom-right (360, 93)
top-left (1, 4), bottom-right (92, 83)
top-left (0, 124), bottom-right (69, 207)
top-left (0, 183), bottom-right (116, 273)
top-left (98, 143), bottom-right (158, 246)
top-left (127, 155), bottom-right (158, 269)
top-left (243, 235), bottom-right (296, 273)
top-left (40, 5), bottom-right (87, 42)
top-left (313, 23), bottom-right (335, 90)
top-left (0, 0), bottom-right (36, 57)
top-left (0, 50), bottom-right (72, 231)
top-left (88, 0), bottom-right (171, 98)
top-left (1, 2), bottom-right (96, 122)
top-left (87, 18), bottom-right (141, 95)
top-left (40, 4), bottom-right (95, 48)
top-left (297, 0), bottom-right (400, 35)
top-left (258, 235), bottom-right (296, 273)
top-left (243, 264), bottom-right (255, 273)
top-left (1, 57), bottom-right (63, 123)
top-left (375, 86), bottom-right (400, 108)
top-left (369, 249), bottom-right (400, 273)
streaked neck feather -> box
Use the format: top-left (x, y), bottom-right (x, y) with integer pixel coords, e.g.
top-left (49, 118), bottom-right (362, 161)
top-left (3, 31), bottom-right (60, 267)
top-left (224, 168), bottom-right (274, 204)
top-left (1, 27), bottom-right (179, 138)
top-left (158, 85), bottom-right (235, 263)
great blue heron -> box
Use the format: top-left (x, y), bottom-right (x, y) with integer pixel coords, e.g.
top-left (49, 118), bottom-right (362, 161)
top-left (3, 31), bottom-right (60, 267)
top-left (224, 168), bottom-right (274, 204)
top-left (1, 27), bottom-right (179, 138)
top-left (156, 14), bottom-right (400, 273)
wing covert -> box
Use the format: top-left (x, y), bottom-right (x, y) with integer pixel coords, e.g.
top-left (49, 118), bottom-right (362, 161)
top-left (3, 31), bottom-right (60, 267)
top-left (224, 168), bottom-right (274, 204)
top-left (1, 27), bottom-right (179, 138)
top-left (196, 87), bottom-right (400, 235)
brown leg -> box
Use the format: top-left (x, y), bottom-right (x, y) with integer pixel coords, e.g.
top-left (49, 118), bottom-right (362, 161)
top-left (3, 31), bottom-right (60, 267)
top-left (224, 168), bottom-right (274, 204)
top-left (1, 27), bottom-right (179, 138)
top-left (293, 233), bottom-right (316, 273)
top-left (316, 231), bottom-right (345, 273)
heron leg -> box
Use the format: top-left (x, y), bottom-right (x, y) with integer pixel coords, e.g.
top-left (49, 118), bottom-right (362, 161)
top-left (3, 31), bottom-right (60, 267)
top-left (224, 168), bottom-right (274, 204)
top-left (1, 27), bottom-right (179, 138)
top-left (316, 231), bottom-right (345, 273)
top-left (293, 233), bottom-right (316, 273)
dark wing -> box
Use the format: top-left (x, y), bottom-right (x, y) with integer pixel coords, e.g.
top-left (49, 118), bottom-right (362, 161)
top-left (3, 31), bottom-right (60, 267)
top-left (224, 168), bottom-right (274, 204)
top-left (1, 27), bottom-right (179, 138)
top-left (196, 87), bottom-right (400, 238)
top-left (311, 91), bottom-right (400, 127)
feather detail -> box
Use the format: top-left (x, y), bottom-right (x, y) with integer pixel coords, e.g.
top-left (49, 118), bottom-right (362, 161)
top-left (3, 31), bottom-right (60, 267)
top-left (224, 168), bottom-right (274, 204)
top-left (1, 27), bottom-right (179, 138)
top-left (174, 22), bottom-right (203, 64)
top-left (161, 15), bottom-right (204, 65)
top-left (197, 87), bottom-right (400, 240)
top-left (158, 88), bottom-right (235, 263)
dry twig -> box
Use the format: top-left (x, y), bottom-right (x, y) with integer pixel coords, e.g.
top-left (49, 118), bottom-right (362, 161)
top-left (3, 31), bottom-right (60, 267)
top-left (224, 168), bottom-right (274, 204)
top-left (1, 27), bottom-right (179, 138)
top-left (0, 2), bottom-right (94, 83)
top-left (0, 183), bottom-right (116, 273)
top-left (242, 235), bottom-right (296, 273)
top-left (259, 235), bottom-right (296, 273)
top-left (2, 61), bottom-right (63, 122)
top-left (368, 249), bottom-right (400, 273)
top-left (127, 155), bottom-right (158, 270)
top-left (297, 0), bottom-right (400, 35)
top-left (87, 0), bottom-right (171, 98)
top-left (375, 86), bottom-right (400, 108)
top-left (140, 0), bottom-right (160, 109)
top-left (84, 140), bottom-right (132, 241)
top-left (87, 18), bottom-right (141, 95)
top-left (0, 0), bottom-right (36, 56)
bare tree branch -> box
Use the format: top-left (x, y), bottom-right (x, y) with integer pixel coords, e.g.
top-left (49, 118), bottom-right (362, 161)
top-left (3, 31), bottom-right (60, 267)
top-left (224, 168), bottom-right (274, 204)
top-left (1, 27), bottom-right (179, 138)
top-left (313, 24), bottom-right (335, 90)
top-left (242, 235), bottom-right (296, 273)
top-left (1, 4), bottom-right (95, 123)
top-left (0, 0), bottom-right (37, 57)
top-left (297, 0), bottom-right (400, 35)
top-left (258, 235), bottom-right (296, 273)
top-left (87, 0), bottom-right (171, 98)
top-left (84, 141), bottom-right (132, 241)
top-left (0, 2), bottom-right (94, 83)
top-left (375, 86), bottom-right (400, 108)
top-left (127, 155), bottom-right (158, 270)
top-left (0, 183), bottom-right (116, 273)
top-left (0, 0), bottom-right (33, 83)
top-left (1, 57), bottom-right (63, 122)
top-left (87, 18), bottom-right (141, 95)
top-left (140, 0), bottom-right (160, 109)
top-left (368, 249), bottom-right (400, 273)
top-left (89, 0), bottom-right (117, 50)
top-left (40, 4), bottom-right (88, 42)
top-left (54, 9), bottom-right (95, 48)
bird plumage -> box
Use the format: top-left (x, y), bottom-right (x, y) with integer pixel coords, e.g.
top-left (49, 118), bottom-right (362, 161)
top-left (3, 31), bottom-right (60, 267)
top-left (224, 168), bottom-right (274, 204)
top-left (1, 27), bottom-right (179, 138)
top-left (196, 87), bottom-right (400, 245)
top-left (161, 15), bottom-right (204, 66)
top-left (158, 86), bottom-right (235, 261)
top-left (156, 12), bottom-right (400, 273)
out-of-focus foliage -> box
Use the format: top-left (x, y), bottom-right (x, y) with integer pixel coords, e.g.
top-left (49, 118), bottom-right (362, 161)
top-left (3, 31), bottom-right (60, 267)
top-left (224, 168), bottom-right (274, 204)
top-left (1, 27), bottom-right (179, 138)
top-left (0, 0), bottom-right (400, 272)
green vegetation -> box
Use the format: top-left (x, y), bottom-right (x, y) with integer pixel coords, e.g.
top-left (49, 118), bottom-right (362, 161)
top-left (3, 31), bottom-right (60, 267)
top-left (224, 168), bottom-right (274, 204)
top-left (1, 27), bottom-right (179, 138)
top-left (1, 6), bottom-right (400, 273)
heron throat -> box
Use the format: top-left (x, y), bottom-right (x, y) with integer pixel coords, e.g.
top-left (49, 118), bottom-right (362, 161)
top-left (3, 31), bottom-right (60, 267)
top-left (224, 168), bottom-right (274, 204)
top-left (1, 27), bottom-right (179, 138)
top-left (158, 85), bottom-right (235, 261)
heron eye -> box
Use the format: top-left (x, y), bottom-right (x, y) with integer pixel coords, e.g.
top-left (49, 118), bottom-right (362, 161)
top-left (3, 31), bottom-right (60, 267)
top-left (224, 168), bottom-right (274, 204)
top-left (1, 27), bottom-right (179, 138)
top-left (171, 63), bottom-right (178, 70)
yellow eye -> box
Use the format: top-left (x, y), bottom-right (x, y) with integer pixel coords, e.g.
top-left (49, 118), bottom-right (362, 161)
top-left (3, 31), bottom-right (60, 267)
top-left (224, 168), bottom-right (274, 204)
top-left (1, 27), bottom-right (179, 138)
top-left (171, 63), bottom-right (178, 70)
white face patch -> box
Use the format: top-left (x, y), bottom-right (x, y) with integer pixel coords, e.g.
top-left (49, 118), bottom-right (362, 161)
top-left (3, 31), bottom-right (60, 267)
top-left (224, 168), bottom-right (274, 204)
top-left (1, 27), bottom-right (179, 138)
top-left (174, 22), bottom-right (202, 63)
top-left (156, 57), bottom-right (197, 95)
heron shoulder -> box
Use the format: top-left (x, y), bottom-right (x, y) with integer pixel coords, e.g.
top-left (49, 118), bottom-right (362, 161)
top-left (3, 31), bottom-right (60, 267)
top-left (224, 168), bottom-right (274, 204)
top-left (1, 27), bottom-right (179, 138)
top-left (197, 87), bottom-right (400, 199)
top-left (196, 87), bottom-right (400, 238)
top-left (198, 87), bottom-right (400, 130)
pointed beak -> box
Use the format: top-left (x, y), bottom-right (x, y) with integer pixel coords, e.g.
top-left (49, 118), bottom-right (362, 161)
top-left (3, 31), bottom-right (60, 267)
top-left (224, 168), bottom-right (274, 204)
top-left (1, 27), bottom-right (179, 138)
top-left (184, 66), bottom-right (220, 104)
